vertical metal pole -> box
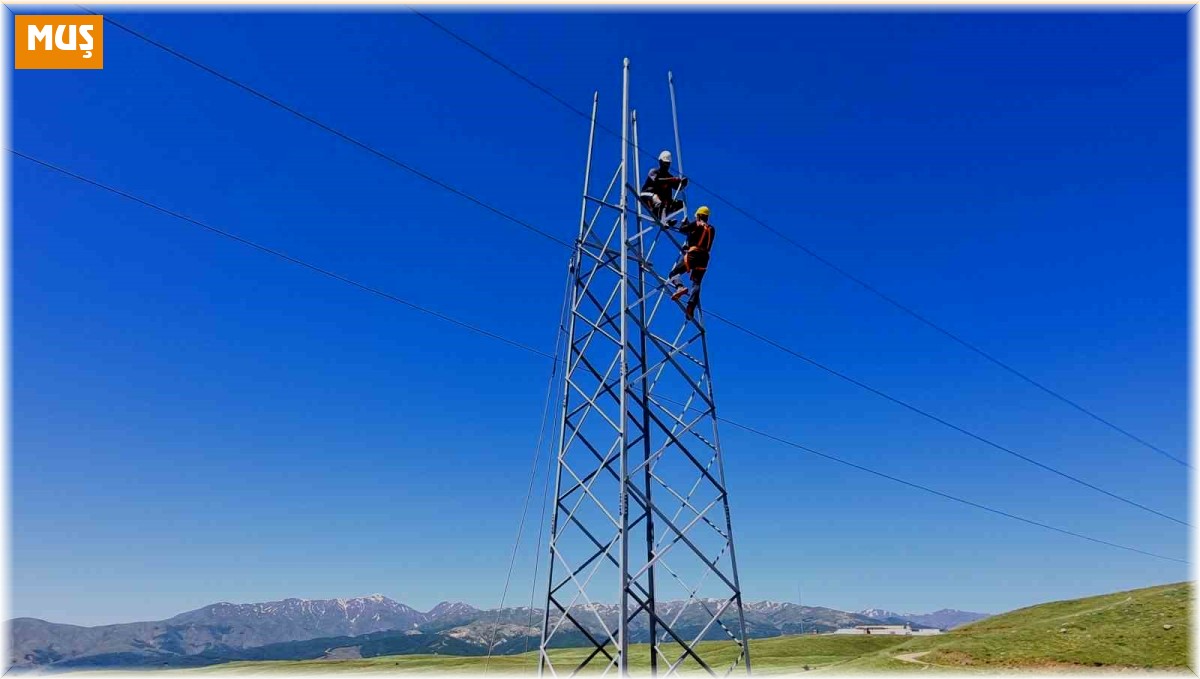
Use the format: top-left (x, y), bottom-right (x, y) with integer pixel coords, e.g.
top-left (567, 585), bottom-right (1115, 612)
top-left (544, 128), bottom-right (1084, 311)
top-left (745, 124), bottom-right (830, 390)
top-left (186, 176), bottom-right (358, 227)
top-left (579, 92), bottom-right (600, 244)
top-left (540, 89), bottom-right (599, 678)
top-left (631, 108), bottom-right (658, 678)
top-left (617, 56), bottom-right (631, 678)
top-left (668, 71), bottom-right (684, 178)
top-left (798, 585), bottom-right (803, 636)
top-left (700, 338), bottom-right (752, 674)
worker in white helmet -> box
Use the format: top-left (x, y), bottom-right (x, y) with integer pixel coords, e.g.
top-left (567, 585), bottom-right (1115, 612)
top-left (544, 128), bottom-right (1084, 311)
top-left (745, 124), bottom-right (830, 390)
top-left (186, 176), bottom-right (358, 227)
top-left (667, 205), bottom-right (715, 321)
top-left (639, 150), bottom-right (688, 225)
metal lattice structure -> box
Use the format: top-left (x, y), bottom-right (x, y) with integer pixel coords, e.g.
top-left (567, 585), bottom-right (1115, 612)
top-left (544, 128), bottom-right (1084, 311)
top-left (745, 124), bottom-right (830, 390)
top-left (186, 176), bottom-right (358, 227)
top-left (538, 59), bottom-right (751, 677)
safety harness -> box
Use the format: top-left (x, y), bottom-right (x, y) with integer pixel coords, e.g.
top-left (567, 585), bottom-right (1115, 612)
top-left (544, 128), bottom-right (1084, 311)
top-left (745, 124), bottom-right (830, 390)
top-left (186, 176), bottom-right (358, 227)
top-left (684, 221), bottom-right (714, 272)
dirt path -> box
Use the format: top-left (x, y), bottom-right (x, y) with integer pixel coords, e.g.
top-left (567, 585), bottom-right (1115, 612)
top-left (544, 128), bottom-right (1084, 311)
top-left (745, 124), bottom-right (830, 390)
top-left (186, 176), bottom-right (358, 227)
top-left (894, 652), bottom-right (933, 666)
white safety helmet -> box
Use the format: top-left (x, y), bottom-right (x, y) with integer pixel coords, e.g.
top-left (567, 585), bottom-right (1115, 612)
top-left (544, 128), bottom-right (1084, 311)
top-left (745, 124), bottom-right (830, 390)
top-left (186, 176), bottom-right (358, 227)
top-left (658, 150), bottom-right (672, 164)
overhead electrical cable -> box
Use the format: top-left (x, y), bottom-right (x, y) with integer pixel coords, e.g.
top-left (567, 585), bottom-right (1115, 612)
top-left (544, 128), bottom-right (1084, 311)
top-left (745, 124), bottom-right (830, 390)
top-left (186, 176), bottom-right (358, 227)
top-left (10, 150), bottom-right (552, 360)
top-left (523, 278), bottom-right (572, 656)
top-left (705, 310), bottom-right (1189, 527)
top-left (12, 148), bottom-right (1185, 567)
top-left (88, 18), bottom-right (1186, 525)
top-left (483, 275), bottom-right (570, 674)
top-left (87, 11), bottom-right (572, 252)
top-left (406, 8), bottom-right (1187, 470)
top-left (714, 417), bottom-right (1187, 565)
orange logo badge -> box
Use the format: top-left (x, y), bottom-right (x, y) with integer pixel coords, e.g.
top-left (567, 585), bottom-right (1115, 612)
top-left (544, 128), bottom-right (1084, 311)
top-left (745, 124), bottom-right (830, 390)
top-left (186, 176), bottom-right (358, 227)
top-left (15, 15), bottom-right (103, 69)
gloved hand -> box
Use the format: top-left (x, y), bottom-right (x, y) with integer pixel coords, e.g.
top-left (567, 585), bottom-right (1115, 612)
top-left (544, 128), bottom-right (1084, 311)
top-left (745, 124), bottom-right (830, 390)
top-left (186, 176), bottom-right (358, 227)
top-left (680, 177), bottom-right (690, 188)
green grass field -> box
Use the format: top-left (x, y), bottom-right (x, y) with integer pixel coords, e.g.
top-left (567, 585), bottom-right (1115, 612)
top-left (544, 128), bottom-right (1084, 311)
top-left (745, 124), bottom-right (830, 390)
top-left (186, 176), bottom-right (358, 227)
top-left (192, 582), bottom-right (1191, 674)
top-left (833, 581), bottom-right (1192, 673)
top-left (192, 636), bottom-right (907, 675)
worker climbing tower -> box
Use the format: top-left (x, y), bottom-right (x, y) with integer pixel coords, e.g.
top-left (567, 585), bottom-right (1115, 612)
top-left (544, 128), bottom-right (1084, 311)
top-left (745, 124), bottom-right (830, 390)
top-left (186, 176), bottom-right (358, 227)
top-left (538, 59), bottom-right (752, 677)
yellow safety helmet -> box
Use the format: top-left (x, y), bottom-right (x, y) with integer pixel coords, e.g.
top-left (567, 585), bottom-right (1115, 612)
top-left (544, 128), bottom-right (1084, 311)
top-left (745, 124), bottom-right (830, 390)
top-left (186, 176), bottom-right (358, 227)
top-left (695, 206), bottom-right (711, 218)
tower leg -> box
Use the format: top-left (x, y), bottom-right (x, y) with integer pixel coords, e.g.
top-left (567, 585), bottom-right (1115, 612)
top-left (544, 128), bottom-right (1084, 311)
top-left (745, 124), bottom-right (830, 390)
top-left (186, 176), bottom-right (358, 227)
top-left (617, 55), bottom-right (632, 678)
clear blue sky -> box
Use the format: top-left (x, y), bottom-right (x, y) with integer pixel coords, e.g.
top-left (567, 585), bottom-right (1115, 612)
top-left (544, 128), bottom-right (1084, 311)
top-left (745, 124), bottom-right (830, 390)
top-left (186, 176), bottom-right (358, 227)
top-left (11, 9), bottom-right (1188, 626)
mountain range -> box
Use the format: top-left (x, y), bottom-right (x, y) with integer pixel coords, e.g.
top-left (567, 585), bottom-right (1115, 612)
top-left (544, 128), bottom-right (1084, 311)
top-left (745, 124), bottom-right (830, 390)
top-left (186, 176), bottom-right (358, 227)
top-left (9, 595), bottom-right (989, 670)
top-left (857, 607), bottom-right (992, 630)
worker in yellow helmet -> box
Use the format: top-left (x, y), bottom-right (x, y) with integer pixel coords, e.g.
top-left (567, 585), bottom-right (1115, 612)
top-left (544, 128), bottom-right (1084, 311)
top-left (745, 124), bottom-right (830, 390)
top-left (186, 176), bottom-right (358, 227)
top-left (666, 205), bottom-right (715, 321)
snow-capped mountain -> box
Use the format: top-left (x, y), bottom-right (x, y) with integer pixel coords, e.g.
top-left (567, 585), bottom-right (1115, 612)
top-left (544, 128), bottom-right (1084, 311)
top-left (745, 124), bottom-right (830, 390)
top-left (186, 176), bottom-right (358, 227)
top-left (858, 607), bottom-right (902, 620)
top-left (171, 594), bottom-right (428, 639)
top-left (857, 607), bottom-right (990, 629)
top-left (424, 601), bottom-right (484, 629)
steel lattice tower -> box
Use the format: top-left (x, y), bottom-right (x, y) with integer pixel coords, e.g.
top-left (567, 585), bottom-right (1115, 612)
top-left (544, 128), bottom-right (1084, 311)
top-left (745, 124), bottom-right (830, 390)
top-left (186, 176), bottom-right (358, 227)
top-left (538, 59), bottom-right (751, 677)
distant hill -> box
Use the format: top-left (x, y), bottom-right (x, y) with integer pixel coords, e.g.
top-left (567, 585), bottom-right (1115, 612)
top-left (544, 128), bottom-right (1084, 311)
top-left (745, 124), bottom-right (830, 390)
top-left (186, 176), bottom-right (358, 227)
top-left (839, 581), bottom-right (1191, 672)
top-left (905, 608), bottom-right (990, 630)
top-left (8, 595), bottom-right (956, 670)
top-left (9, 595), bottom-right (461, 670)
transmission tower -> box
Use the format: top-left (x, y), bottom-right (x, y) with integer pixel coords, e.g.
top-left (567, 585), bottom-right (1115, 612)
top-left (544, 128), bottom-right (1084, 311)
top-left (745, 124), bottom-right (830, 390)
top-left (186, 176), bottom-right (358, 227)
top-left (538, 58), bottom-right (752, 677)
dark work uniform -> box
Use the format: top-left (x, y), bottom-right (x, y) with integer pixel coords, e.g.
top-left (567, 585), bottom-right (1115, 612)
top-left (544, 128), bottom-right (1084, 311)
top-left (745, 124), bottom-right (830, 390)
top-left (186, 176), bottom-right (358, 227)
top-left (640, 164), bottom-right (685, 219)
top-left (641, 166), bottom-right (677, 203)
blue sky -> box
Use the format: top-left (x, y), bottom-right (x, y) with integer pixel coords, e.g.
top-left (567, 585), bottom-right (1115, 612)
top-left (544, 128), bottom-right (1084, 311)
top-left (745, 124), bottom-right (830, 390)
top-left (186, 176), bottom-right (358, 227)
top-left (10, 9), bottom-right (1188, 626)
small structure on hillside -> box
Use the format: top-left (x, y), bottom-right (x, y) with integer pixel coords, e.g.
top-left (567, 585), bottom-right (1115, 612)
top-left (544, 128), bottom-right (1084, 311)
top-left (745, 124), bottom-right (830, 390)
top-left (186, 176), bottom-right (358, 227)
top-left (832, 624), bottom-right (943, 636)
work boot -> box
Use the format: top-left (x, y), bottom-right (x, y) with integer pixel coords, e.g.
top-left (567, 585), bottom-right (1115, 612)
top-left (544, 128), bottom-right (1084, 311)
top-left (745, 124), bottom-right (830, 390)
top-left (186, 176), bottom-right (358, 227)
top-left (671, 286), bottom-right (688, 302)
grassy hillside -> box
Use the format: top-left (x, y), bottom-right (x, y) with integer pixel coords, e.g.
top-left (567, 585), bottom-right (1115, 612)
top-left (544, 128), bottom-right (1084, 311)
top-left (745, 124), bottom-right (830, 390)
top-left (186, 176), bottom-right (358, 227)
top-left (191, 636), bottom-right (906, 675)
top-left (833, 581), bottom-right (1191, 672)
top-left (185, 582), bottom-right (1190, 674)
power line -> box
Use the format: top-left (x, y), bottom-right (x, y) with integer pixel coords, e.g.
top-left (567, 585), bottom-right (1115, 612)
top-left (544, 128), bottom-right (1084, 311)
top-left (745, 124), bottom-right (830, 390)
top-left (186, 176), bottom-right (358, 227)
top-left (73, 19), bottom-right (1185, 524)
top-left (406, 8), bottom-right (1187, 470)
top-left (697, 197), bottom-right (1190, 471)
top-left (525, 275), bottom-right (573, 656)
top-left (525, 402), bottom-right (558, 654)
top-left (12, 148), bottom-right (1185, 568)
top-left (85, 9), bottom-right (571, 254)
top-left (715, 417), bottom-right (1187, 565)
top-left (484, 293), bottom-right (567, 673)
top-left (10, 150), bottom-right (553, 360)
top-left (706, 310), bottom-right (1189, 527)
top-left (409, 8), bottom-right (594, 126)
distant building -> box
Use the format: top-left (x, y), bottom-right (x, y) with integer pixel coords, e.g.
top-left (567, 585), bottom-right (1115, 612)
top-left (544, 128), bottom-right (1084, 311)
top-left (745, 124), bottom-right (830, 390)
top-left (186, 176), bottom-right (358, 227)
top-left (832, 624), bottom-right (942, 636)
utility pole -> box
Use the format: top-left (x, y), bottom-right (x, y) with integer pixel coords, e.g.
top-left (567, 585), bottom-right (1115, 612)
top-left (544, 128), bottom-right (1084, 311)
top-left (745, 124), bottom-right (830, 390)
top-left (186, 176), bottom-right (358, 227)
top-left (798, 584), bottom-right (803, 636)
